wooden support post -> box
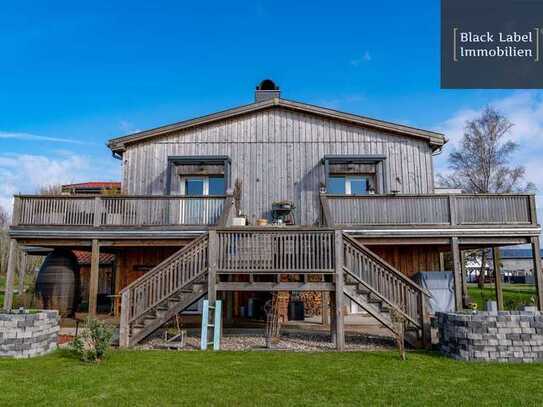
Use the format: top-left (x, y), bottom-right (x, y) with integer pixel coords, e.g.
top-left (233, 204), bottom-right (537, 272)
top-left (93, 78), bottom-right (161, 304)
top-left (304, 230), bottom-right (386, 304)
top-left (114, 254), bottom-right (122, 317)
top-left (334, 230), bottom-right (345, 351)
top-left (208, 231), bottom-right (218, 306)
top-left (531, 237), bottom-right (543, 311)
top-left (119, 289), bottom-right (130, 347)
top-left (492, 247), bottom-right (504, 310)
top-left (451, 237), bottom-right (463, 311)
top-left (18, 250), bottom-right (27, 297)
top-left (420, 294), bottom-right (431, 348)
top-left (3, 239), bottom-right (18, 311)
top-left (329, 291), bottom-right (337, 343)
top-left (88, 239), bottom-right (100, 316)
top-left (321, 291), bottom-right (330, 325)
top-left (460, 251), bottom-right (469, 307)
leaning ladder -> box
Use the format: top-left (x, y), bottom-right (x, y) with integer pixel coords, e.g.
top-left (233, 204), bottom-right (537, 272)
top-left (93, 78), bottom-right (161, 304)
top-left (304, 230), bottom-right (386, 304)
top-left (200, 300), bottom-right (222, 351)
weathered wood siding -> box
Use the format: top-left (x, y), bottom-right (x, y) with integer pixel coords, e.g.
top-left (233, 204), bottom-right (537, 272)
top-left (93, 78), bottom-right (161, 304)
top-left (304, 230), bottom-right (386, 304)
top-left (368, 245), bottom-right (441, 277)
top-left (122, 107), bottom-right (435, 224)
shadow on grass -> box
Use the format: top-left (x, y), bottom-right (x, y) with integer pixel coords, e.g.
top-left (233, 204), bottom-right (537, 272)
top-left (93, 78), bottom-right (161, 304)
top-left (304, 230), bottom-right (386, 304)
top-left (55, 347), bottom-right (80, 361)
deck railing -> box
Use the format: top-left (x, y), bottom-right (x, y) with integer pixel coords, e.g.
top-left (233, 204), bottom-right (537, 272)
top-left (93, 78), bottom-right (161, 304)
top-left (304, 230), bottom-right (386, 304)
top-left (12, 195), bottom-right (226, 227)
top-left (322, 193), bottom-right (537, 227)
top-left (216, 228), bottom-right (336, 273)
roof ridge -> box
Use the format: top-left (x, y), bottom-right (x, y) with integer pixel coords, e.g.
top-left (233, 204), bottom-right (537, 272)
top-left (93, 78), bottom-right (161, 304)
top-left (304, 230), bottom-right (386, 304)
top-left (107, 98), bottom-right (446, 153)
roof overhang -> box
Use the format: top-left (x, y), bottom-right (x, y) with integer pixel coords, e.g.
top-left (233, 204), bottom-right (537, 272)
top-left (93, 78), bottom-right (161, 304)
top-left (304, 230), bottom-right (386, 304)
top-left (107, 98), bottom-right (446, 155)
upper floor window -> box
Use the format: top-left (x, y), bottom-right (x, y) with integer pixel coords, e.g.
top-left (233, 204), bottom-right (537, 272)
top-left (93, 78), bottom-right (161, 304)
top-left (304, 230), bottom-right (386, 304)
top-left (322, 155), bottom-right (386, 195)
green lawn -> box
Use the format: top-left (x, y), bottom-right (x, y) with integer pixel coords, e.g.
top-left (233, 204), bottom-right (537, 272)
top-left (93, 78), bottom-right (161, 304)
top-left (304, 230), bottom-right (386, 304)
top-left (467, 283), bottom-right (537, 310)
top-left (1, 350), bottom-right (543, 406)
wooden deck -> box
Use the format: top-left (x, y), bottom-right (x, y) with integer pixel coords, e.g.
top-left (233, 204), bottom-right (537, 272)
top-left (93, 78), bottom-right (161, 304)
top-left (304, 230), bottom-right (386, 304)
top-left (8, 193), bottom-right (540, 244)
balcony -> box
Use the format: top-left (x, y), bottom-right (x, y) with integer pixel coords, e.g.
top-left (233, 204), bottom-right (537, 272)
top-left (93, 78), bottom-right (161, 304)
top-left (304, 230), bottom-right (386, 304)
top-left (11, 195), bottom-right (228, 228)
top-left (320, 193), bottom-right (538, 229)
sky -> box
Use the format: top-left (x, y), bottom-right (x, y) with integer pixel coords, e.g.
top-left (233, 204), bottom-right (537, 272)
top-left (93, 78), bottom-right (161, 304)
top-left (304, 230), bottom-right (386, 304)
top-left (1, 1), bottom-right (542, 222)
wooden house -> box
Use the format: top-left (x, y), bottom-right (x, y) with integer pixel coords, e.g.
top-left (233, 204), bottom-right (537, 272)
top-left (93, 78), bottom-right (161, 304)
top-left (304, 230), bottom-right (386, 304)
top-left (4, 79), bottom-right (542, 349)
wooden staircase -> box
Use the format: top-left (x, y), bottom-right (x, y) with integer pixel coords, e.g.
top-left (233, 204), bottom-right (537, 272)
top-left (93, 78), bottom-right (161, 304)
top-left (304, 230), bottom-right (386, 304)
top-left (118, 229), bottom-right (430, 348)
top-left (119, 235), bottom-right (209, 347)
top-left (342, 234), bottom-right (430, 346)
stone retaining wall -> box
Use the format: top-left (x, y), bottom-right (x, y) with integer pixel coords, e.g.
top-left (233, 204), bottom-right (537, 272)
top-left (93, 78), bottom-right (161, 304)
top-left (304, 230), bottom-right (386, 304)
top-left (437, 311), bottom-right (543, 362)
top-left (0, 310), bottom-right (59, 358)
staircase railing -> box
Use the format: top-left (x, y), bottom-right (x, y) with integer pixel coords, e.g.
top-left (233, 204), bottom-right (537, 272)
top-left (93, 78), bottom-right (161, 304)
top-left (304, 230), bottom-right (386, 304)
top-left (342, 233), bottom-right (430, 329)
top-left (119, 234), bottom-right (209, 346)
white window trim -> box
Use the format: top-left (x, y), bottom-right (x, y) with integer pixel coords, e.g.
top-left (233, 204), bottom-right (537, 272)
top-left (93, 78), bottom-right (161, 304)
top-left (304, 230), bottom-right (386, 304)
top-left (345, 176), bottom-right (369, 195)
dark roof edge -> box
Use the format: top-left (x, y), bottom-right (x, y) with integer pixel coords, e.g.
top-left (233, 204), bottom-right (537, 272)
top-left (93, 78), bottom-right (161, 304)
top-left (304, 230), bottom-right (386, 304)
top-left (107, 98), bottom-right (446, 154)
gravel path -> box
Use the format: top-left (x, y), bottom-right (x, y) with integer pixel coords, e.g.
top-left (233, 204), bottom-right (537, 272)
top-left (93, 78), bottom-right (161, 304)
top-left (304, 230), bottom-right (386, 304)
top-left (140, 331), bottom-right (396, 352)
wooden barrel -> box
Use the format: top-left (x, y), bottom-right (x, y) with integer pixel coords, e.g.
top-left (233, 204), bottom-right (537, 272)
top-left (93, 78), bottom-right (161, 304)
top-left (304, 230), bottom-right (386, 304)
top-left (36, 250), bottom-right (80, 317)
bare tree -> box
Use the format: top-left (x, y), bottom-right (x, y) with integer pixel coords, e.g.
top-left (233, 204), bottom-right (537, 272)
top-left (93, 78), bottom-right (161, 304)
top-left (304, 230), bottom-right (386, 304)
top-left (438, 106), bottom-right (535, 289)
top-left (438, 106), bottom-right (535, 193)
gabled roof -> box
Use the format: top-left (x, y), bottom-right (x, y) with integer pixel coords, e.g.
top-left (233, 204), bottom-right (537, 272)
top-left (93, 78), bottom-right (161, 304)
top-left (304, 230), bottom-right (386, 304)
top-left (107, 98), bottom-right (446, 154)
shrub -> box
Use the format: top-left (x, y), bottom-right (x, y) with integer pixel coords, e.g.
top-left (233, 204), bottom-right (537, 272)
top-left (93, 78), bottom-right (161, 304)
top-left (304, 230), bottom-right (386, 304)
top-left (69, 317), bottom-right (114, 363)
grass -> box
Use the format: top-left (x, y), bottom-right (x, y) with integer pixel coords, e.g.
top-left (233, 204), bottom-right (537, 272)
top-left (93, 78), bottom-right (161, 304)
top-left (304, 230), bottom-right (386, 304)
top-left (1, 350), bottom-right (543, 406)
top-left (467, 283), bottom-right (537, 310)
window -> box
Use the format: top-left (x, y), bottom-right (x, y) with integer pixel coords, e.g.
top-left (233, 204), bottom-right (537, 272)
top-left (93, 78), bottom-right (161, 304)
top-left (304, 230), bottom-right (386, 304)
top-left (180, 176), bottom-right (225, 196)
top-left (322, 155), bottom-right (386, 194)
top-left (327, 175), bottom-right (370, 195)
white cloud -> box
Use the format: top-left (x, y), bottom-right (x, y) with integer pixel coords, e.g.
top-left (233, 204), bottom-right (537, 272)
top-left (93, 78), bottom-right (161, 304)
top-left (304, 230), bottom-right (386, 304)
top-left (0, 131), bottom-right (94, 145)
top-left (350, 51), bottom-right (372, 66)
top-left (0, 152), bottom-right (120, 213)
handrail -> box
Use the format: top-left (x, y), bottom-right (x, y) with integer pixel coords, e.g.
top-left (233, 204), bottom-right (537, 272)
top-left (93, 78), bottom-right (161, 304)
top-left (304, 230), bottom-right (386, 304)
top-left (121, 234), bottom-right (209, 325)
top-left (14, 194), bottom-right (227, 199)
top-left (343, 233), bottom-right (430, 297)
top-left (120, 235), bottom-right (208, 294)
top-left (344, 266), bottom-right (420, 327)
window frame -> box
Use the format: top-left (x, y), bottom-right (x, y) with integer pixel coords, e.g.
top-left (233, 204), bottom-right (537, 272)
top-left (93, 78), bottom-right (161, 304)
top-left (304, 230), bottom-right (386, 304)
top-left (321, 155), bottom-right (387, 195)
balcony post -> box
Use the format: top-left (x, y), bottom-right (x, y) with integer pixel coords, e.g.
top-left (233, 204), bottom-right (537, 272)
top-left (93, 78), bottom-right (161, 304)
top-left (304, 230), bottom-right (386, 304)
top-left (320, 193), bottom-right (334, 227)
top-left (529, 195), bottom-right (538, 225)
top-left (12, 196), bottom-right (21, 226)
top-left (450, 237), bottom-right (463, 311)
top-left (3, 239), bottom-right (18, 311)
top-left (334, 230), bottom-right (345, 351)
top-left (448, 195), bottom-right (457, 226)
top-left (531, 236), bottom-right (543, 311)
top-left (93, 196), bottom-right (102, 227)
top-left (88, 239), bottom-right (100, 316)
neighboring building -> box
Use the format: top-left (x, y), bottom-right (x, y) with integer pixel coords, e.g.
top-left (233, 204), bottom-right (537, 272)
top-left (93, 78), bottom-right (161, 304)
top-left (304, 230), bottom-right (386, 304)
top-left (499, 248), bottom-right (543, 284)
top-left (61, 182), bottom-right (121, 195)
top-left (4, 79), bottom-right (542, 349)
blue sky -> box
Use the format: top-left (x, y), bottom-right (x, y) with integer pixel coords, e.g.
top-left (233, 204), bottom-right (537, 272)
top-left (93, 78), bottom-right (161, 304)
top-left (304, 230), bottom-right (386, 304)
top-left (1, 1), bottom-right (542, 219)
